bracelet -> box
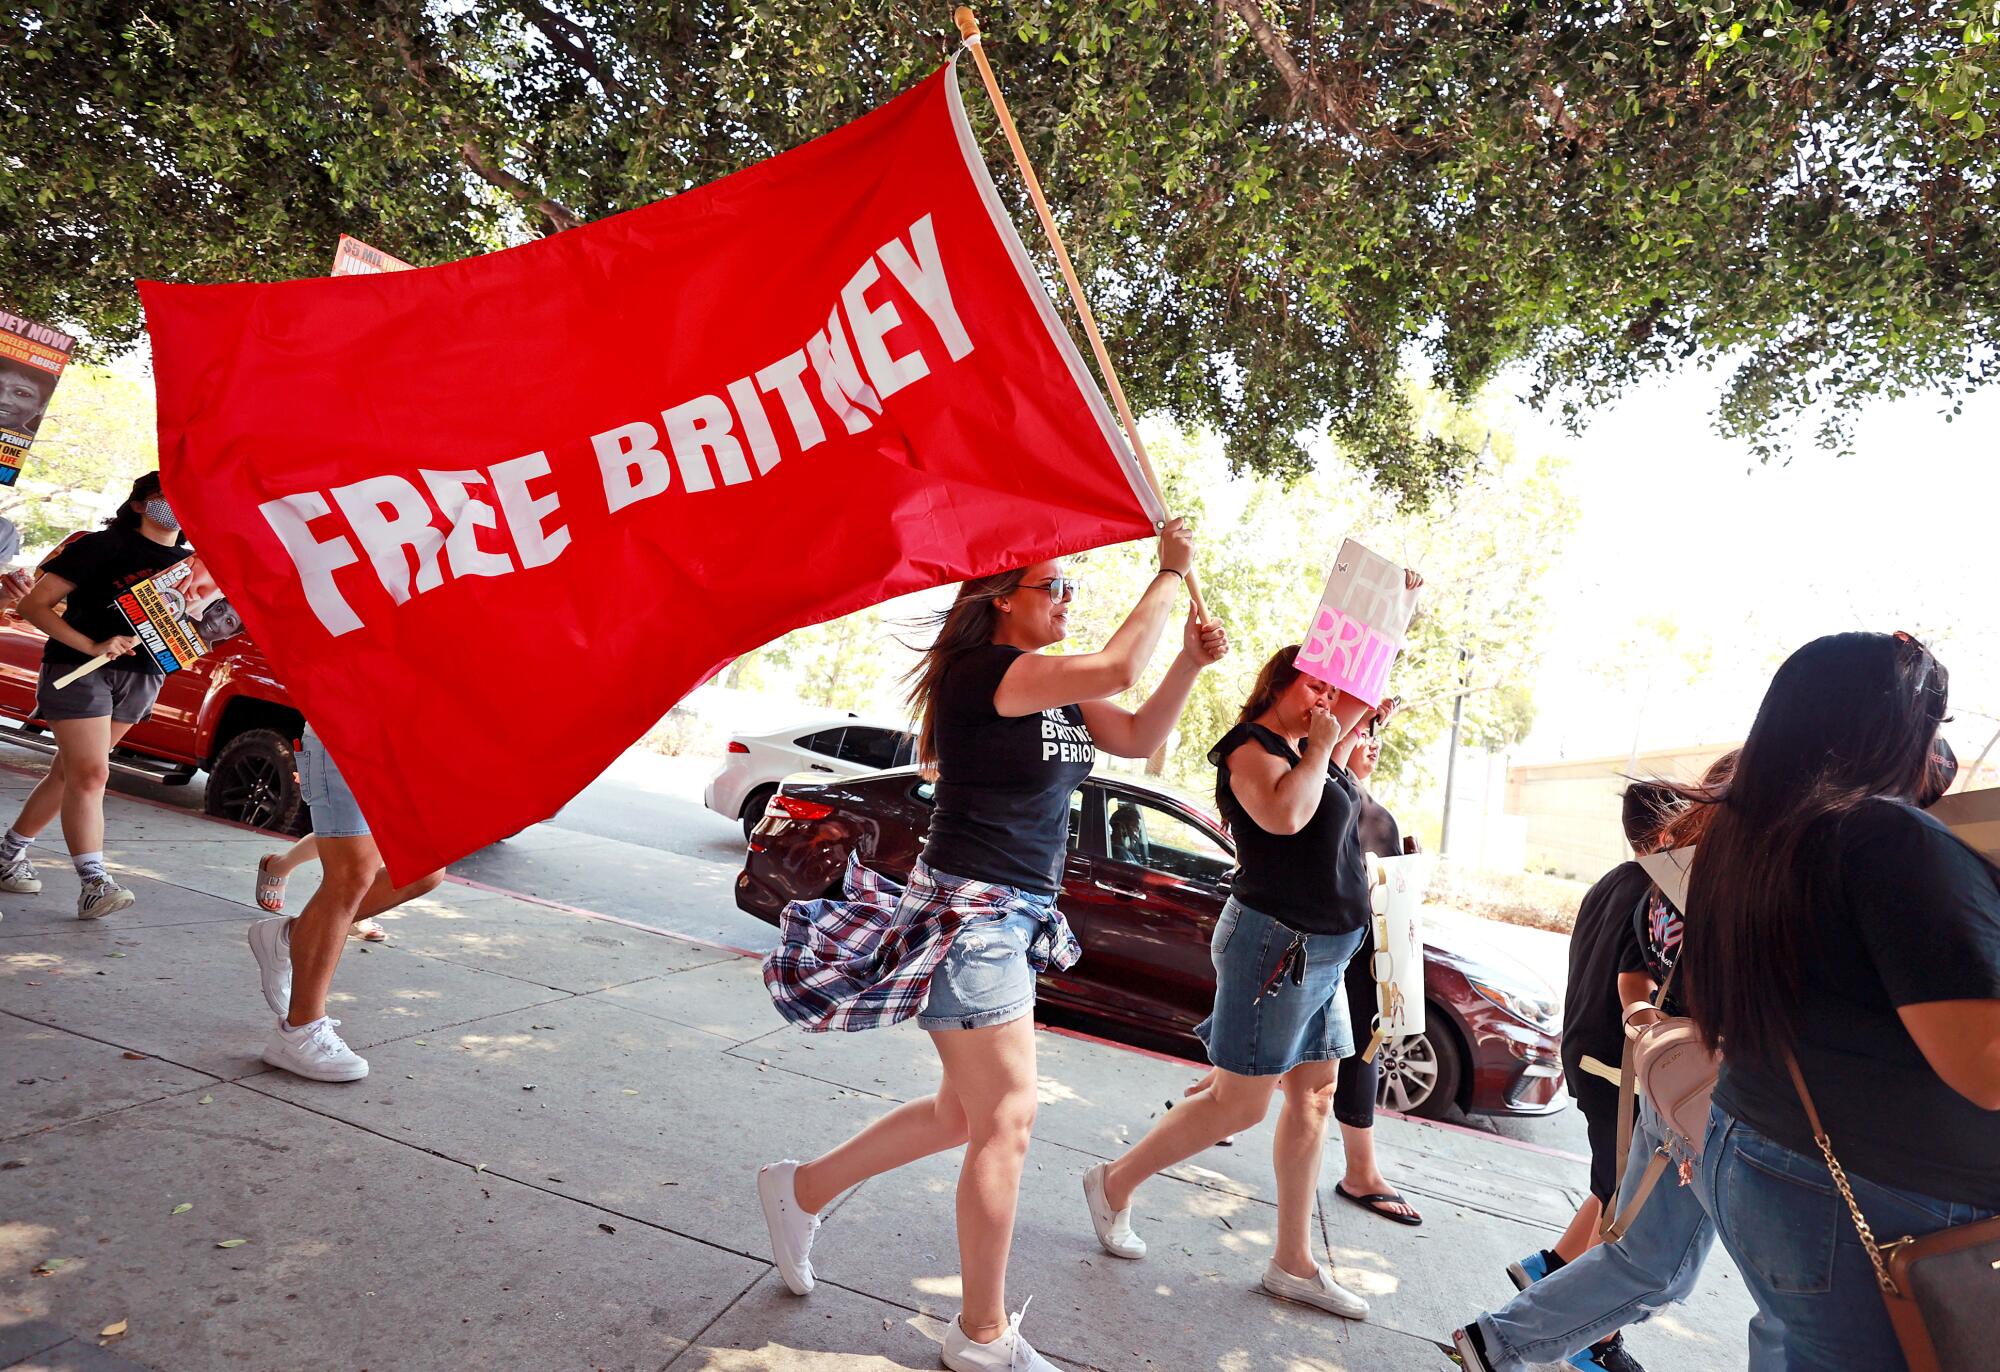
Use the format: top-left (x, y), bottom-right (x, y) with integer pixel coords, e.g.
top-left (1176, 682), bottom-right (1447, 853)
top-left (1157, 568), bottom-right (1186, 585)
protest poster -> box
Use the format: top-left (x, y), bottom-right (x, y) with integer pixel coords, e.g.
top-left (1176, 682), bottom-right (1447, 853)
top-left (0, 307), bottom-right (76, 486)
top-left (113, 555), bottom-right (245, 675)
top-left (1929, 786), bottom-right (2000, 865)
top-left (329, 235), bottom-right (415, 277)
top-left (1639, 846), bottom-right (1697, 916)
top-left (1363, 851), bottom-right (1433, 1054)
top-left (1295, 539), bottom-right (1421, 707)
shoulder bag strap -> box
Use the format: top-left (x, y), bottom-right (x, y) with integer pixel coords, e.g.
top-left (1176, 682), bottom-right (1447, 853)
top-left (1785, 1050), bottom-right (1901, 1296)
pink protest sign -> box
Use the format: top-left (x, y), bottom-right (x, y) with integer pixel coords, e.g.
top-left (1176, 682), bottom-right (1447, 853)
top-left (1295, 539), bottom-right (1420, 706)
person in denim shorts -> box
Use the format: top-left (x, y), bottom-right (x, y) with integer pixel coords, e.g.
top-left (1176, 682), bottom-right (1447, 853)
top-left (0, 475), bottom-right (185, 920)
top-left (1082, 612), bottom-right (1421, 1324)
top-left (758, 521), bottom-right (1228, 1372)
top-left (244, 723), bottom-right (442, 1083)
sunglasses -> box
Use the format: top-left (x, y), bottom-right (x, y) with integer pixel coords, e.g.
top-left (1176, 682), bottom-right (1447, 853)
top-left (1020, 577), bottom-right (1081, 603)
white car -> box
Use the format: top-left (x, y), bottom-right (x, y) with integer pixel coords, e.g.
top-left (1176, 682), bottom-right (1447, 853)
top-left (705, 715), bottom-right (916, 836)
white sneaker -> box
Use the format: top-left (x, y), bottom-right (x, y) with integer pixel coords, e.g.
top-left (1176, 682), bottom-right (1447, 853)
top-left (0, 853), bottom-right (40, 894)
top-left (247, 916), bottom-right (294, 1017)
top-left (262, 1017), bottom-right (369, 1082)
top-left (77, 876), bottom-right (135, 920)
top-left (1081, 1163), bottom-right (1145, 1259)
top-left (757, 1160), bottom-right (821, 1295)
top-left (1261, 1259), bottom-right (1369, 1319)
top-left (940, 1301), bottom-right (1060, 1372)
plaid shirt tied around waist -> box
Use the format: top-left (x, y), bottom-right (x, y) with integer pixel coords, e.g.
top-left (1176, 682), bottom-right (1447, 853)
top-left (762, 853), bottom-right (1081, 1033)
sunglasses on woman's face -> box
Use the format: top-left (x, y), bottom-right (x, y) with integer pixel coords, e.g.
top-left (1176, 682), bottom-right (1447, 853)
top-left (1022, 577), bottom-right (1080, 603)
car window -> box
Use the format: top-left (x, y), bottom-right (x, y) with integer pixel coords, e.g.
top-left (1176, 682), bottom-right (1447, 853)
top-left (891, 732), bottom-right (917, 767)
top-left (796, 728), bottom-right (846, 758)
top-left (1104, 795), bottom-right (1233, 885)
top-left (836, 726), bottom-right (904, 770)
top-left (1068, 787), bottom-right (1085, 851)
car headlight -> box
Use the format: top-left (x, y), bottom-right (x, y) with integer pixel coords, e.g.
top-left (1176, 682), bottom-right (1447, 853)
top-left (1468, 978), bottom-right (1562, 1035)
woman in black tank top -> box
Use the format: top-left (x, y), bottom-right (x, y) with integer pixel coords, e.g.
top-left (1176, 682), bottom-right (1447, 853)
top-left (1081, 614), bottom-right (1421, 1320)
top-left (760, 520), bottom-right (1230, 1371)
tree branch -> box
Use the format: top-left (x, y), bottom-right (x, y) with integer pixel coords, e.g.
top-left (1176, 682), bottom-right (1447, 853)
top-left (1222, 0), bottom-right (1360, 136)
top-left (457, 137), bottom-right (584, 233)
top-left (511, 0), bottom-right (634, 103)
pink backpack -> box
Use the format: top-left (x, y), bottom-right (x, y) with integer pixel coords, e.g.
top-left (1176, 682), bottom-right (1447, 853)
top-left (1599, 963), bottom-right (1720, 1242)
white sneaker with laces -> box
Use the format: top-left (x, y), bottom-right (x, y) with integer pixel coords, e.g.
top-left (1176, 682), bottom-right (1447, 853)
top-left (262, 1017), bottom-right (369, 1082)
top-left (1260, 1259), bottom-right (1369, 1319)
top-left (77, 876), bottom-right (135, 920)
top-left (1081, 1163), bottom-right (1145, 1259)
top-left (0, 854), bottom-right (40, 894)
top-left (247, 916), bottom-right (294, 1017)
top-left (940, 1300), bottom-right (1060, 1372)
top-left (757, 1160), bottom-right (821, 1295)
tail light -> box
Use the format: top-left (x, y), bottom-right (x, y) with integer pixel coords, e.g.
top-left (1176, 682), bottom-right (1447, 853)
top-left (770, 794), bottom-right (834, 821)
top-left (727, 741), bottom-right (750, 754)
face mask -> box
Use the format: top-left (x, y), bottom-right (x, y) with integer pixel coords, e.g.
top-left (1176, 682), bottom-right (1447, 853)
top-left (143, 497), bottom-right (179, 531)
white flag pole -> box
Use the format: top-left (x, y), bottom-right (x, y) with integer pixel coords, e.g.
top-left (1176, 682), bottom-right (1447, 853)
top-left (953, 5), bottom-right (1209, 624)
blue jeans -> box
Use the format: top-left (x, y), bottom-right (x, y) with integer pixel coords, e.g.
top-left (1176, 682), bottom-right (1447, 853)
top-left (1701, 1104), bottom-right (1997, 1372)
top-left (1477, 1098), bottom-right (1782, 1370)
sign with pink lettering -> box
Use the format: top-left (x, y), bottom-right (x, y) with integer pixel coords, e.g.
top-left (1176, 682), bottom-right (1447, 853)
top-left (1296, 539), bottom-right (1420, 706)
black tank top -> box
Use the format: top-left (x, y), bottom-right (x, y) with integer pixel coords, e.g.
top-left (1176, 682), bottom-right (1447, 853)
top-left (1209, 722), bottom-right (1368, 935)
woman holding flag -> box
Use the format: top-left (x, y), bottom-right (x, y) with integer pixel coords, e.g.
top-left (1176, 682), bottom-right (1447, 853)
top-left (0, 473), bottom-right (185, 919)
top-left (1079, 611), bottom-right (1415, 1323)
top-left (760, 519), bottom-right (1226, 1372)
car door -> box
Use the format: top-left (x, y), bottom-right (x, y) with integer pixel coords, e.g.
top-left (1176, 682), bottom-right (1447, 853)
top-left (1037, 782), bottom-right (1103, 1008)
top-left (789, 727), bottom-right (849, 778)
top-left (833, 725), bottom-right (905, 773)
top-left (1066, 786), bottom-right (1234, 1034)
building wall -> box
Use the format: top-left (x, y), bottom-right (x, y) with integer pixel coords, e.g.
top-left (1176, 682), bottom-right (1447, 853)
top-left (1506, 742), bottom-right (1737, 880)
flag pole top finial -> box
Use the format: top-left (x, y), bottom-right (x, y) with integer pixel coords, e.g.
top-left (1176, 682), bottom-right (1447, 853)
top-left (954, 7), bottom-right (981, 40)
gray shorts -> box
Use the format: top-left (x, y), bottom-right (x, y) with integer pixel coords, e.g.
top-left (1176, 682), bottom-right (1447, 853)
top-left (37, 661), bottom-right (164, 725)
top-left (299, 733), bottom-right (369, 838)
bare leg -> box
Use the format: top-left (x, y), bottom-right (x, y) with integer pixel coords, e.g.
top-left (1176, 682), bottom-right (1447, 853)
top-left (285, 833), bottom-right (378, 1026)
top-left (1272, 1060), bottom-right (1338, 1278)
top-left (351, 867), bottom-right (443, 922)
top-left (1553, 1195), bottom-right (1606, 1263)
top-left (792, 1080), bottom-right (971, 1214)
top-left (1101, 1067), bottom-right (1278, 1211)
top-left (932, 1015), bottom-right (1040, 1344)
top-left (51, 717), bottom-right (115, 857)
top-left (7, 720), bottom-right (135, 846)
top-left (267, 834), bottom-right (319, 879)
top-left (1337, 1123), bottom-right (1420, 1222)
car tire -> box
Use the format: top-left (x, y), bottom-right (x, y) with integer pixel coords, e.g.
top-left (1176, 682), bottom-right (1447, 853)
top-left (741, 784), bottom-right (777, 840)
top-left (1375, 1007), bottom-right (1464, 1121)
top-left (205, 728), bottom-right (308, 835)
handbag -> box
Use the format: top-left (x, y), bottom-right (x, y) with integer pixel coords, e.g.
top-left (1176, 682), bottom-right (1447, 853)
top-left (1599, 960), bottom-right (1721, 1241)
top-left (1785, 1054), bottom-right (2000, 1372)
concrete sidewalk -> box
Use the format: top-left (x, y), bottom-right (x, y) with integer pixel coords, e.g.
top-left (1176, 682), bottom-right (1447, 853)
top-left (1, 775), bottom-right (1756, 1371)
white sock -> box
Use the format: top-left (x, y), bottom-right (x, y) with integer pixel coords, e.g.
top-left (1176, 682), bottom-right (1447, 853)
top-left (280, 1016), bottom-right (324, 1037)
top-left (0, 828), bottom-right (28, 862)
top-left (72, 850), bottom-right (108, 881)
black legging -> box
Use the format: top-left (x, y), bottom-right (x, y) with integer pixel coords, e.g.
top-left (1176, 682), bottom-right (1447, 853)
top-left (1334, 918), bottom-right (1379, 1129)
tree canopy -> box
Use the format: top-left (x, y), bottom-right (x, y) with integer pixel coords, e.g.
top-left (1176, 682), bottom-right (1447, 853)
top-left (4, 1), bottom-right (1994, 496)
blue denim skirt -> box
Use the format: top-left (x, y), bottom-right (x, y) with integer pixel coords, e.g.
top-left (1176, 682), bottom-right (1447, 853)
top-left (1195, 897), bottom-right (1366, 1077)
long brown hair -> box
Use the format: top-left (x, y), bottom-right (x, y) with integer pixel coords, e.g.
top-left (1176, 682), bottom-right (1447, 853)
top-left (1236, 645), bottom-right (1305, 727)
top-left (1676, 633), bottom-right (1947, 1066)
top-left (1651, 751), bottom-right (1737, 853)
top-left (905, 567), bottom-right (1031, 769)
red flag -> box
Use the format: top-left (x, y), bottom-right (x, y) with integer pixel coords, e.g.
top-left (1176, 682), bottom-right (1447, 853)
top-left (143, 62), bottom-right (1161, 880)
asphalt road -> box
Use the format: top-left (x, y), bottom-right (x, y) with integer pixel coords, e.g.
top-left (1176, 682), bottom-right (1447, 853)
top-left (8, 736), bottom-right (1589, 1156)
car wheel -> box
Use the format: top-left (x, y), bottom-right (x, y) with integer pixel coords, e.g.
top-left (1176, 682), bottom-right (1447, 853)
top-left (740, 784), bottom-right (777, 840)
top-left (1375, 1011), bottom-right (1463, 1121)
top-left (205, 727), bottom-right (308, 834)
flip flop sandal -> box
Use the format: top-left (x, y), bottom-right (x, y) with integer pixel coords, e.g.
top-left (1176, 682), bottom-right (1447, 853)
top-left (350, 919), bottom-right (387, 942)
top-left (1334, 1182), bottom-right (1423, 1227)
top-left (255, 855), bottom-right (288, 913)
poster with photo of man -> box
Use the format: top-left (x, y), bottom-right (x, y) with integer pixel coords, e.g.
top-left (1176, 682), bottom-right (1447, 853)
top-left (0, 307), bottom-right (75, 486)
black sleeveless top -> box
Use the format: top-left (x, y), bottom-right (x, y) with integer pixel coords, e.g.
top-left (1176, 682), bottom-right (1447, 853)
top-left (1209, 722), bottom-right (1368, 935)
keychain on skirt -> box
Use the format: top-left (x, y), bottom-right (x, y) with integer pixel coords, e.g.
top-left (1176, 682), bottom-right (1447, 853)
top-left (1258, 932), bottom-right (1309, 1001)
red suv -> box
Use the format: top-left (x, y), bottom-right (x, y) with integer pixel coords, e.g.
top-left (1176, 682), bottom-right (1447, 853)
top-left (0, 603), bottom-right (309, 833)
top-left (736, 768), bottom-right (1567, 1120)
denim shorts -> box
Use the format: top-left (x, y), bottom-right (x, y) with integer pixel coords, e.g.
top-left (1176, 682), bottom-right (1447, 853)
top-left (1195, 897), bottom-right (1366, 1077)
top-left (37, 661), bottom-right (164, 724)
top-left (917, 905), bottom-right (1050, 1032)
top-left (298, 732), bottom-right (369, 838)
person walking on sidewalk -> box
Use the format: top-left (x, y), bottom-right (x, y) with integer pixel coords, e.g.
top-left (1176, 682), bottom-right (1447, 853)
top-left (759, 520), bottom-right (1226, 1372)
top-left (245, 723), bottom-right (443, 1082)
top-left (255, 833), bottom-right (387, 941)
top-left (1327, 716), bottom-right (1423, 1227)
top-left (0, 474), bottom-right (186, 919)
top-left (1078, 623), bottom-right (1418, 1325)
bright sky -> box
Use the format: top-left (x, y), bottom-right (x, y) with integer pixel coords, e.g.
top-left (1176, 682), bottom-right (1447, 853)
top-left (1500, 366), bottom-right (2000, 772)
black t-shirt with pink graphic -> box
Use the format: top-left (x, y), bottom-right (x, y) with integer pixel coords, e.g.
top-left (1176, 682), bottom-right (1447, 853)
top-left (923, 643), bottom-right (1094, 895)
